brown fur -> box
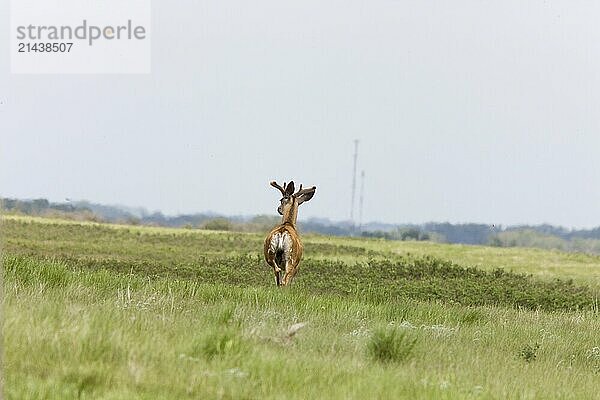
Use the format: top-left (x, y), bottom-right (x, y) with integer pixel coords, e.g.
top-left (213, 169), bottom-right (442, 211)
top-left (264, 181), bottom-right (316, 286)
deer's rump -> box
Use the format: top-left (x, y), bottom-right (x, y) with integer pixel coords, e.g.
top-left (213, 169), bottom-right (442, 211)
top-left (264, 226), bottom-right (303, 268)
top-left (267, 230), bottom-right (292, 267)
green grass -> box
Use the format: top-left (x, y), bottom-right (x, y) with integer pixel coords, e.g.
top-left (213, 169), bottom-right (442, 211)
top-left (3, 216), bottom-right (600, 399)
top-left (308, 235), bottom-right (600, 288)
top-left (7, 214), bottom-right (600, 287)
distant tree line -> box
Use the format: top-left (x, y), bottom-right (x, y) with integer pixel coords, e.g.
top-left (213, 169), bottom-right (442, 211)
top-left (3, 197), bottom-right (600, 254)
top-left (487, 229), bottom-right (600, 254)
top-left (2, 198), bottom-right (78, 214)
top-left (362, 227), bottom-right (430, 241)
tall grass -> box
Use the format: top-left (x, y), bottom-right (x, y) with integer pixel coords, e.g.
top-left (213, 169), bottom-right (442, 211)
top-left (3, 217), bottom-right (600, 399)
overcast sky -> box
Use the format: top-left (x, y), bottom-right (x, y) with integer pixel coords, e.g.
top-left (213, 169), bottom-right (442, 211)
top-left (2, 1), bottom-right (599, 228)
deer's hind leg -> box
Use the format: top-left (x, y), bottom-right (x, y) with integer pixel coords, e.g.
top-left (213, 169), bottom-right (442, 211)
top-left (281, 258), bottom-right (299, 286)
top-left (265, 254), bottom-right (282, 286)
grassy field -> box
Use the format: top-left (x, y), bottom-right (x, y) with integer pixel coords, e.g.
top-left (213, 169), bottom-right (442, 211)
top-left (3, 215), bottom-right (600, 399)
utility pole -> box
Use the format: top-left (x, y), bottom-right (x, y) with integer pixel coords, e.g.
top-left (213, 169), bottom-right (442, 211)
top-left (358, 170), bottom-right (365, 232)
top-left (350, 139), bottom-right (359, 225)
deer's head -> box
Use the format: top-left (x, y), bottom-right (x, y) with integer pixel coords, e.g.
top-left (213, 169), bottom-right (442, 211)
top-left (270, 181), bottom-right (316, 219)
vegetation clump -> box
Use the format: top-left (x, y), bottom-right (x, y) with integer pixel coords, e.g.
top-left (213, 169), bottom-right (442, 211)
top-left (202, 218), bottom-right (233, 231)
top-left (194, 330), bottom-right (247, 360)
top-left (518, 342), bottom-right (540, 363)
top-left (367, 328), bottom-right (418, 363)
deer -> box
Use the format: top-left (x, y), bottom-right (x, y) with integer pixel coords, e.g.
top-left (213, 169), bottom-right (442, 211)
top-left (264, 180), bottom-right (316, 286)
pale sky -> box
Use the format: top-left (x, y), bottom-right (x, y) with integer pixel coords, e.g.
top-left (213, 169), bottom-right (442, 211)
top-left (2, 1), bottom-right (600, 228)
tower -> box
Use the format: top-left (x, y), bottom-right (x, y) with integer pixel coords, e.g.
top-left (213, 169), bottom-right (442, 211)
top-left (350, 139), bottom-right (359, 224)
top-left (358, 170), bottom-right (365, 231)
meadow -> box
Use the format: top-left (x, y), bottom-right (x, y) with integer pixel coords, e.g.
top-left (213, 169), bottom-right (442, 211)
top-left (3, 215), bottom-right (600, 399)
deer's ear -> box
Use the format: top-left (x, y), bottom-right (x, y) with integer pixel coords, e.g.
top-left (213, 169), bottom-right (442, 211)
top-left (285, 181), bottom-right (295, 196)
top-left (297, 187), bottom-right (316, 205)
